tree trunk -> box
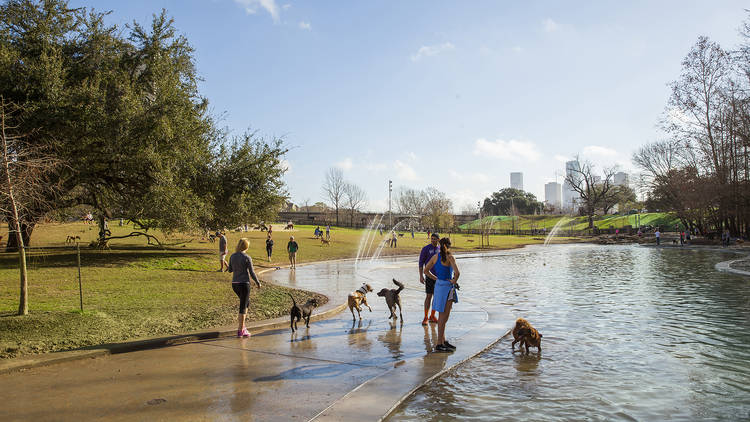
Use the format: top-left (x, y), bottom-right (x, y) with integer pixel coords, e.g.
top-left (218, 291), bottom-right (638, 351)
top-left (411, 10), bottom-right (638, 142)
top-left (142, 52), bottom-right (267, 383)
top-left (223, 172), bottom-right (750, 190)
top-left (5, 220), bottom-right (33, 252)
top-left (1, 117), bottom-right (29, 315)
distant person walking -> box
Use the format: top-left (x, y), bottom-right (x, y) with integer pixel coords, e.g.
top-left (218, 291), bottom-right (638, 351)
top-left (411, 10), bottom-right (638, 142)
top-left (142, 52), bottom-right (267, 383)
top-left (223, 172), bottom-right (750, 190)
top-left (228, 238), bottom-right (261, 338)
top-left (424, 237), bottom-right (460, 352)
top-left (287, 236), bottom-right (299, 269)
top-left (326, 225), bottom-right (331, 240)
top-left (391, 231), bottom-right (397, 248)
top-left (419, 233), bottom-right (441, 326)
top-left (654, 228), bottom-right (661, 246)
top-left (679, 231), bottom-right (685, 246)
top-left (265, 234), bottom-right (274, 261)
top-left (218, 231), bottom-right (228, 271)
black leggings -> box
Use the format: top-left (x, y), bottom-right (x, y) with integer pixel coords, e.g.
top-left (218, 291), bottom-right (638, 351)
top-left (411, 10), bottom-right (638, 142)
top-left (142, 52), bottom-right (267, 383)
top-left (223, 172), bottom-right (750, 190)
top-left (266, 246), bottom-right (273, 257)
top-left (232, 283), bottom-right (250, 314)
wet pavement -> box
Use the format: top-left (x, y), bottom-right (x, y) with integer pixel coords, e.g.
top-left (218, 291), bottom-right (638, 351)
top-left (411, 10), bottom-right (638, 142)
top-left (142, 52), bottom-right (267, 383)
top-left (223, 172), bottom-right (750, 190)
top-left (0, 257), bottom-right (512, 421)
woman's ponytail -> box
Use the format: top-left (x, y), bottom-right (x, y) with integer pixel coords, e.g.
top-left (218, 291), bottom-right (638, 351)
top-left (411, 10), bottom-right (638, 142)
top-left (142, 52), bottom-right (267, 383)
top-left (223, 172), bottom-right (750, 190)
top-left (439, 237), bottom-right (450, 264)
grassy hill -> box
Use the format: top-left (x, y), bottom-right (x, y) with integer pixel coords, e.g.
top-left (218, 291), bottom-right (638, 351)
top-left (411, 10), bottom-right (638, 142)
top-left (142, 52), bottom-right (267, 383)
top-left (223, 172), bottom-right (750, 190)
top-left (459, 212), bottom-right (683, 232)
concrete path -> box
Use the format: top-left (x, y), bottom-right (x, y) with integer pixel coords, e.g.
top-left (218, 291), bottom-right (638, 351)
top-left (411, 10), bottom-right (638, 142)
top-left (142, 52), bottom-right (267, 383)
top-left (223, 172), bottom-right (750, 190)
top-left (0, 257), bottom-right (513, 421)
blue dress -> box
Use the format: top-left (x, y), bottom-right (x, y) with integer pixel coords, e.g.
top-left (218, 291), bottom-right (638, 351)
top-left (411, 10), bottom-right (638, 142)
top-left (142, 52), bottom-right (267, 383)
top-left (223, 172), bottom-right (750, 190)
top-left (431, 253), bottom-right (458, 312)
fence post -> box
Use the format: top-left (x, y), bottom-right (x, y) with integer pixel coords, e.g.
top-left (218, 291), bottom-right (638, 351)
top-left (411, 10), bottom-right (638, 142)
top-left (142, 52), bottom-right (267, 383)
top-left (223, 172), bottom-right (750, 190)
top-left (76, 242), bottom-right (83, 312)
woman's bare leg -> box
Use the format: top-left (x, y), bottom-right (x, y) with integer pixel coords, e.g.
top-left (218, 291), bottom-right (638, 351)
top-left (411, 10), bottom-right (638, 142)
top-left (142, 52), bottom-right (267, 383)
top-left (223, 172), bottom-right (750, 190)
top-left (437, 299), bottom-right (453, 344)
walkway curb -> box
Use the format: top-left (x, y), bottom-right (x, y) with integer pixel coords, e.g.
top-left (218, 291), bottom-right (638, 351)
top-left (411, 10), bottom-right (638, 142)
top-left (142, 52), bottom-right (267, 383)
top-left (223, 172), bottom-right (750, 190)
top-left (0, 264), bottom-right (346, 376)
top-left (310, 303), bottom-right (515, 422)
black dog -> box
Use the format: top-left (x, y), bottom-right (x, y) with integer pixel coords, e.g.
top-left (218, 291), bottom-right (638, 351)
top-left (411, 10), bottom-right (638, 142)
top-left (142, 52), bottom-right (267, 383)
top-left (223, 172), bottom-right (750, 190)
top-left (289, 293), bottom-right (319, 332)
top-left (377, 279), bottom-right (404, 320)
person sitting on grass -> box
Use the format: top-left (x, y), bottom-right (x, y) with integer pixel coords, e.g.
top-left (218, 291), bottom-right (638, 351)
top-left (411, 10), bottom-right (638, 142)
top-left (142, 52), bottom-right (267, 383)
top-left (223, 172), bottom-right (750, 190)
top-left (228, 238), bottom-right (261, 338)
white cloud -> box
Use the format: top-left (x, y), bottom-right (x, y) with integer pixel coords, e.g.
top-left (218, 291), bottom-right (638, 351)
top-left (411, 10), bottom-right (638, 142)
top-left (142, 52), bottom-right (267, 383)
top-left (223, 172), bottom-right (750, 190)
top-left (543, 18), bottom-right (560, 32)
top-left (411, 42), bottom-right (455, 62)
top-left (450, 189), bottom-right (491, 214)
top-left (299, 21), bottom-right (311, 30)
top-left (407, 151), bottom-right (417, 161)
top-left (278, 159), bottom-right (291, 173)
top-left (473, 138), bottom-right (541, 162)
top-left (582, 145), bottom-right (618, 157)
top-left (282, 3), bottom-right (291, 10)
top-left (233, 0), bottom-right (280, 22)
top-left (512, 46), bottom-right (523, 53)
top-left (336, 157), bottom-right (354, 171)
top-left (449, 170), bottom-right (489, 183)
top-left (554, 154), bottom-right (570, 162)
top-left (394, 160), bottom-right (419, 181)
top-left (364, 162), bottom-right (388, 172)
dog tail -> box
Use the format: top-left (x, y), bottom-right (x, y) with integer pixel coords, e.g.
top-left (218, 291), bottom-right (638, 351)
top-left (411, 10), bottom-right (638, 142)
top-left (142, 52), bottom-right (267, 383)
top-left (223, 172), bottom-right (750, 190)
top-left (392, 278), bottom-right (404, 293)
top-left (287, 293), bottom-right (297, 307)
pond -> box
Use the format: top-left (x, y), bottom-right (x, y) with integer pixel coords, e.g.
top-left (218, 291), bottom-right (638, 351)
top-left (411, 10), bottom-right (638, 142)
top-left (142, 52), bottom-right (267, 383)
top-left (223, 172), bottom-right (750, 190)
top-left (269, 243), bottom-right (750, 421)
top-left (389, 244), bottom-right (750, 421)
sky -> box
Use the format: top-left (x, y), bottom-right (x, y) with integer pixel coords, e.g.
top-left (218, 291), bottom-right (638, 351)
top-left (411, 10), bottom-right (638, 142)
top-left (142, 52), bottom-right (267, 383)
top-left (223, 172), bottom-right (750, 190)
top-left (70, 0), bottom-right (749, 213)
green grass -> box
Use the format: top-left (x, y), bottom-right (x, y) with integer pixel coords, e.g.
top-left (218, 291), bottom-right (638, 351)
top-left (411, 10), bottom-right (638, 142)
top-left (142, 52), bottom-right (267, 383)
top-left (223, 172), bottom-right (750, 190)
top-left (1, 220), bottom-right (565, 359)
top-left (460, 212), bottom-right (683, 231)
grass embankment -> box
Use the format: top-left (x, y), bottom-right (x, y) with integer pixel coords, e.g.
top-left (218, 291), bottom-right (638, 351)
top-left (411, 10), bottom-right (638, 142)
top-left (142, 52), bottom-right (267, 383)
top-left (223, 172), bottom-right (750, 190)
top-left (0, 221), bottom-right (557, 359)
top-left (460, 212), bottom-right (682, 232)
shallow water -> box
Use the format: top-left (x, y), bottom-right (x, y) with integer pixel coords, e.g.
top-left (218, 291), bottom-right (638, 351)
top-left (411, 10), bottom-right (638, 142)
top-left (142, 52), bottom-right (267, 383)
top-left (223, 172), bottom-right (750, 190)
top-left (388, 244), bottom-right (750, 421)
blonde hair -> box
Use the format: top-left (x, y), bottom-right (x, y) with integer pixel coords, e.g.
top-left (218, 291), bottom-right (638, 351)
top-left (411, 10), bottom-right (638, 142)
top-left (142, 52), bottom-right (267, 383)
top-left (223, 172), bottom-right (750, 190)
top-left (236, 238), bottom-right (249, 253)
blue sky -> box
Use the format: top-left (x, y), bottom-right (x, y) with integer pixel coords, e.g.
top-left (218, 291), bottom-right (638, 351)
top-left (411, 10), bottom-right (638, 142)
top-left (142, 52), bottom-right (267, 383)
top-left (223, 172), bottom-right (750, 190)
top-left (70, 0), bottom-right (748, 212)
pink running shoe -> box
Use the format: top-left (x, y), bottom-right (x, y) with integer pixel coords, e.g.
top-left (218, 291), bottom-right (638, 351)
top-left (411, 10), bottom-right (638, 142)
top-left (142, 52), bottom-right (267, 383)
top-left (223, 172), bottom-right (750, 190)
top-left (239, 328), bottom-right (251, 338)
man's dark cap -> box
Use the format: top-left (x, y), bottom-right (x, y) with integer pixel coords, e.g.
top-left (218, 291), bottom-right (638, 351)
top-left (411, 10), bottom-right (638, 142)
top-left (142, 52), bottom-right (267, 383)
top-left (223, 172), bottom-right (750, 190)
top-left (431, 233), bottom-right (439, 238)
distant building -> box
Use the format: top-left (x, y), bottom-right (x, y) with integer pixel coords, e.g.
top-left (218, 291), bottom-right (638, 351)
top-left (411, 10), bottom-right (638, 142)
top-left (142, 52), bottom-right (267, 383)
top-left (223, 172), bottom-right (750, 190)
top-left (562, 160), bottom-right (580, 211)
top-left (614, 171), bottom-right (629, 187)
top-left (592, 175), bottom-right (602, 185)
top-left (544, 182), bottom-right (562, 209)
top-left (510, 172), bottom-right (523, 190)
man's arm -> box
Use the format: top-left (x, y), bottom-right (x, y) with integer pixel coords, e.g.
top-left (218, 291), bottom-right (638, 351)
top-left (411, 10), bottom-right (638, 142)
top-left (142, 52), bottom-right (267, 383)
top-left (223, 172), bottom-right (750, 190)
top-left (418, 247), bottom-right (426, 284)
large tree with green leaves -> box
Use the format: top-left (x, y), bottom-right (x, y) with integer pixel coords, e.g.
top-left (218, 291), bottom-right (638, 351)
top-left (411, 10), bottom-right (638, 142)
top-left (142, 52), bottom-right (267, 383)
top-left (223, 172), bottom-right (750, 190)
top-left (481, 188), bottom-right (542, 216)
top-left (1, 1), bottom-right (288, 249)
top-left (208, 133), bottom-right (288, 230)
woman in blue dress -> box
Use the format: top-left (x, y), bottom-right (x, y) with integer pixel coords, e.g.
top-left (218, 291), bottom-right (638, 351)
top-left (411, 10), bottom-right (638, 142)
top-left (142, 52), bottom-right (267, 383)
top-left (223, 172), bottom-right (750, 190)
top-left (423, 237), bottom-right (460, 352)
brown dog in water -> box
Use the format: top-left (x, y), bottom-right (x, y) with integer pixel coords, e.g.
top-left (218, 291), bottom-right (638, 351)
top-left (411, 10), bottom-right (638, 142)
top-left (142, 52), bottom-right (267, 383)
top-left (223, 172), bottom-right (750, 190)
top-left (347, 283), bottom-right (373, 320)
top-left (511, 317), bottom-right (542, 353)
top-left (376, 278), bottom-right (404, 320)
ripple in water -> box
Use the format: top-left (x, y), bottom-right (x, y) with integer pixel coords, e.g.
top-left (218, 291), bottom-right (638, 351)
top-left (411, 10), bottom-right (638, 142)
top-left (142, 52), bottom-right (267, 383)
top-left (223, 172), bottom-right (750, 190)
top-left (389, 245), bottom-right (750, 422)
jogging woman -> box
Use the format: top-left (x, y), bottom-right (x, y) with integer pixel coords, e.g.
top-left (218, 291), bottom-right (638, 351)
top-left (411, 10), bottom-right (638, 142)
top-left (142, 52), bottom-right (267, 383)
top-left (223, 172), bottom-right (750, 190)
top-left (228, 238), bottom-right (261, 337)
top-left (423, 237), bottom-right (460, 352)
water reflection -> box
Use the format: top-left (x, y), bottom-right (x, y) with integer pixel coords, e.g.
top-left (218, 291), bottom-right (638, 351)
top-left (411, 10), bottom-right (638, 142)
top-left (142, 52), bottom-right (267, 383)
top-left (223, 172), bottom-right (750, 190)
top-left (390, 245), bottom-right (750, 421)
top-left (377, 320), bottom-right (404, 360)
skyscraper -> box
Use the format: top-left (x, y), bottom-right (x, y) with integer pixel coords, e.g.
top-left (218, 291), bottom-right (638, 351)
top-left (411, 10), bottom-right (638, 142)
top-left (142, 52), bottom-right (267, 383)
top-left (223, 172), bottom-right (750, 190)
top-left (545, 182), bottom-right (562, 209)
top-left (510, 172), bottom-right (523, 190)
top-left (614, 171), bottom-right (629, 187)
top-left (562, 160), bottom-right (580, 211)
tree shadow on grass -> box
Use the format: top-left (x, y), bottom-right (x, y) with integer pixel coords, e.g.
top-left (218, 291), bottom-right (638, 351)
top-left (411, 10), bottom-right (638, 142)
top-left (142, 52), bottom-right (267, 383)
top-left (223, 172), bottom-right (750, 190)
top-left (0, 247), bottom-right (213, 270)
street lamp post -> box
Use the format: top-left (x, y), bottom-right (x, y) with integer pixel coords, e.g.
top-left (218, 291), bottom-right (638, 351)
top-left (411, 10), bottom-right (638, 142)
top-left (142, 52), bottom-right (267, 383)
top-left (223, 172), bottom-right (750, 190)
top-left (388, 180), bottom-right (392, 228)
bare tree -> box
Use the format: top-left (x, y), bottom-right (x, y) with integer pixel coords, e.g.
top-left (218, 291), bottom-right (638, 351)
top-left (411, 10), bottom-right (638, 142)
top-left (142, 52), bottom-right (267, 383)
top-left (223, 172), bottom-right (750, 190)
top-left (0, 98), bottom-right (60, 315)
top-left (343, 182), bottom-right (367, 226)
top-left (395, 187), bottom-right (426, 216)
top-left (422, 187), bottom-right (454, 230)
top-left (322, 167), bottom-right (345, 225)
top-left (564, 156), bottom-right (618, 230)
